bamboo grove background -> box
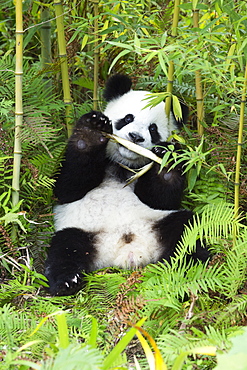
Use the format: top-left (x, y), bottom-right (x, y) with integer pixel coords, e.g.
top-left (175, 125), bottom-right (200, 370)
top-left (0, 0), bottom-right (247, 369)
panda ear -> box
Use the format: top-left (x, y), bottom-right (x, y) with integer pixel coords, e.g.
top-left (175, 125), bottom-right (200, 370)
top-left (103, 74), bottom-right (132, 102)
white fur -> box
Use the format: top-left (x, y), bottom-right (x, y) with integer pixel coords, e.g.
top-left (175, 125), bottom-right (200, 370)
top-left (104, 90), bottom-right (176, 167)
top-left (54, 89), bottom-right (178, 271)
top-left (54, 173), bottom-right (174, 270)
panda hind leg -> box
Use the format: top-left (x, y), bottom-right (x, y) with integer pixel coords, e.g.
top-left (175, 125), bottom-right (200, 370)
top-left (154, 210), bottom-right (210, 263)
top-left (45, 228), bottom-right (96, 296)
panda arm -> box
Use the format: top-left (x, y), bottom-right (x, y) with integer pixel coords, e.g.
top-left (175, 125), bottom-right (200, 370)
top-left (134, 142), bottom-right (185, 210)
top-left (54, 111), bottom-right (112, 204)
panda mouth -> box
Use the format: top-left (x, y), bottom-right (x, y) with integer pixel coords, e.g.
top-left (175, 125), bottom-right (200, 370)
top-left (118, 143), bottom-right (140, 160)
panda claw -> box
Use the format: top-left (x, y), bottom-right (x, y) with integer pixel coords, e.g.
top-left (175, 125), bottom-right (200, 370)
top-left (47, 272), bottom-right (83, 296)
top-left (152, 146), bottom-right (168, 158)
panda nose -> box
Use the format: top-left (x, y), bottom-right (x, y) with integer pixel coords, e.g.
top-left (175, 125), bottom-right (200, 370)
top-left (129, 132), bottom-right (145, 144)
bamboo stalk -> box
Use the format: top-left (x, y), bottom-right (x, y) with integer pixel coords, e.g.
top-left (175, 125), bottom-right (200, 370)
top-left (234, 62), bottom-right (247, 216)
top-left (193, 7), bottom-right (204, 136)
top-left (40, 7), bottom-right (52, 90)
top-left (54, 0), bottom-right (73, 137)
top-left (12, 0), bottom-right (23, 207)
top-left (165, 0), bottom-right (180, 119)
top-left (91, 0), bottom-right (99, 110)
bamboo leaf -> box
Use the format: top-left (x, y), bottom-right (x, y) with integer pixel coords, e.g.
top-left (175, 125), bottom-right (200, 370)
top-left (102, 318), bottom-right (146, 370)
top-left (109, 49), bottom-right (131, 73)
top-left (81, 34), bottom-right (89, 50)
top-left (88, 317), bottom-right (98, 349)
top-left (134, 32), bottom-right (141, 53)
top-left (172, 95), bottom-right (182, 122)
top-left (56, 312), bottom-right (70, 349)
top-left (158, 51), bottom-right (168, 76)
top-left (136, 331), bottom-right (155, 370)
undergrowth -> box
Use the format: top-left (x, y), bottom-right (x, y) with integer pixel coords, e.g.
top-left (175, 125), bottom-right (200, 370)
top-left (1, 1), bottom-right (247, 367)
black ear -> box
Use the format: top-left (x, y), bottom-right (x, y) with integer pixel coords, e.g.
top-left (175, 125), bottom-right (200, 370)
top-left (103, 74), bottom-right (132, 102)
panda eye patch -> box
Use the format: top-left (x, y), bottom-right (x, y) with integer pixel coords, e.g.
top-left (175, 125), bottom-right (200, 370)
top-left (149, 123), bottom-right (160, 143)
top-left (124, 114), bottom-right (134, 124)
top-left (115, 114), bottom-right (135, 130)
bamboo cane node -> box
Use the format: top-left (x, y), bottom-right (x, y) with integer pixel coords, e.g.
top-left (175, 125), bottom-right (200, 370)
top-left (15, 72), bottom-right (23, 75)
top-left (196, 98), bottom-right (203, 101)
top-left (237, 142), bottom-right (243, 146)
top-left (234, 182), bottom-right (240, 186)
top-left (54, 2), bottom-right (62, 6)
top-left (58, 54), bottom-right (67, 58)
top-left (167, 80), bottom-right (173, 84)
top-left (241, 99), bottom-right (246, 103)
top-left (16, 30), bottom-right (24, 34)
top-left (15, 112), bottom-right (23, 115)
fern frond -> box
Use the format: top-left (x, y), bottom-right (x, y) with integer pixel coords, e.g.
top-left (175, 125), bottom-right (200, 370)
top-left (20, 108), bottom-right (62, 158)
top-left (215, 294), bottom-right (247, 326)
top-left (30, 144), bottom-right (66, 178)
top-left (221, 234), bottom-right (247, 297)
top-left (42, 344), bottom-right (103, 369)
top-left (142, 259), bottom-right (224, 304)
top-left (180, 203), bottom-right (246, 254)
top-left (157, 324), bottom-right (236, 366)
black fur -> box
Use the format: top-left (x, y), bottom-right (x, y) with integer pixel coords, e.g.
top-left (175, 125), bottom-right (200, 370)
top-left (135, 142), bottom-right (186, 210)
top-left (54, 111), bottom-right (112, 204)
top-left (44, 76), bottom-right (208, 296)
top-left (154, 211), bottom-right (209, 262)
top-left (45, 228), bottom-right (96, 296)
top-left (103, 74), bottom-right (132, 102)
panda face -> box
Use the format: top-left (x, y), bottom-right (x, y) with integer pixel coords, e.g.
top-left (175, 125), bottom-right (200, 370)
top-left (104, 90), bottom-right (176, 167)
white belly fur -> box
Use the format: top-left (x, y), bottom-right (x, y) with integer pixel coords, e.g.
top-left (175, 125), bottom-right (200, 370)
top-left (54, 178), bottom-right (174, 269)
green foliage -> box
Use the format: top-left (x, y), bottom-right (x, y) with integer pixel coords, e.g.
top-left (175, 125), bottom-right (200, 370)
top-left (215, 327), bottom-right (247, 370)
top-left (0, 0), bottom-right (247, 368)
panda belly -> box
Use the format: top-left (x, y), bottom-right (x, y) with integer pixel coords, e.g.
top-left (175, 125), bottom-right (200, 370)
top-left (54, 178), bottom-right (173, 269)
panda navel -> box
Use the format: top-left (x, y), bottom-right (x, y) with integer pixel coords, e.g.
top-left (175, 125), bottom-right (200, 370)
top-left (121, 232), bottom-right (135, 244)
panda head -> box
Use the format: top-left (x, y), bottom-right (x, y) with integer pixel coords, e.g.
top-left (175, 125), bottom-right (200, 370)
top-left (103, 74), bottom-right (188, 168)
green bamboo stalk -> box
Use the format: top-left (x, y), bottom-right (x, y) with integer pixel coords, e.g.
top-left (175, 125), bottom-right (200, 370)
top-left (193, 6), bottom-right (204, 136)
top-left (165, 0), bottom-right (180, 119)
top-left (234, 62), bottom-right (247, 216)
top-left (40, 7), bottom-right (52, 90)
top-left (54, 0), bottom-right (73, 137)
top-left (12, 0), bottom-right (23, 207)
top-left (91, 0), bottom-right (99, 110)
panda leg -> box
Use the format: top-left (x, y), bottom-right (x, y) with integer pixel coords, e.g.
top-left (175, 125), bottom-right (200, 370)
top-left (154, 210), bottom-right (210, 263)
top-left (45, 228), bottom-right (96, 296)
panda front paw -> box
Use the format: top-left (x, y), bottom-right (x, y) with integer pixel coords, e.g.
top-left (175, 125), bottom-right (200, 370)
top-left (152, 145), bottom-right (169, 158)
top-left (69, 111), bottom-right (112, 152)
top-left (152, 143), bottom-right (185, 183)
top-left (47, 272), bottom-right (83, 296)
top-left (82, 111), bottom-right (112, 133)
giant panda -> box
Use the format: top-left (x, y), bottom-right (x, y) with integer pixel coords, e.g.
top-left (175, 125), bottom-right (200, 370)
top-left (45, 74), bottom-right (209, 296)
